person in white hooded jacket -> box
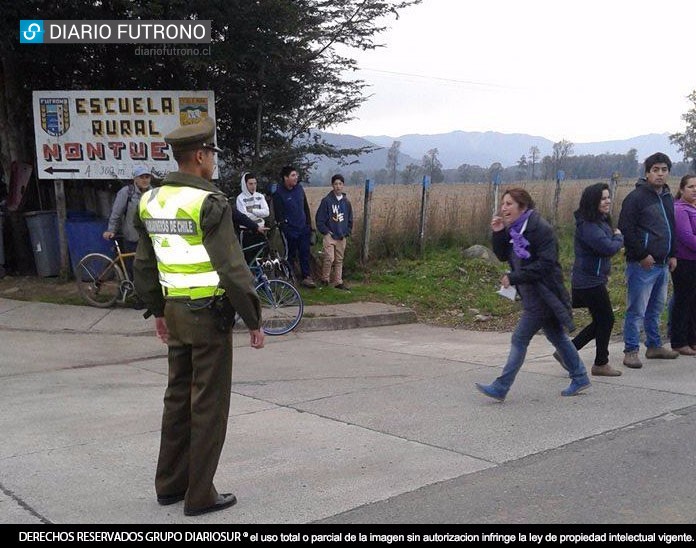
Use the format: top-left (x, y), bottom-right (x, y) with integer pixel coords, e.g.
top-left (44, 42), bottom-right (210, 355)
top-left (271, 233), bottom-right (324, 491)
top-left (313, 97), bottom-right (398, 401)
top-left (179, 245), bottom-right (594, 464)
top-left (236, 172), bottom-right (270, 263)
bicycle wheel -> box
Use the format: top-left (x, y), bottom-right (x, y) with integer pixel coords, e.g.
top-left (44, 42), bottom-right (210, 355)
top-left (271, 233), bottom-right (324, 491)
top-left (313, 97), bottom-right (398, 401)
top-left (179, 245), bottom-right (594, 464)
top-left (75, 253), bottom-right (124, 308)
top-left (255, 278), bottom-right (303, 335)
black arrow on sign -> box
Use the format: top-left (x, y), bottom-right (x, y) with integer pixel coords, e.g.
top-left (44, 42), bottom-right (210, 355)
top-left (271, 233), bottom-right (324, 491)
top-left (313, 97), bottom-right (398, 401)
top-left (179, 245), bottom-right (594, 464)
top-left (44, 166), bottom-right (80, 174)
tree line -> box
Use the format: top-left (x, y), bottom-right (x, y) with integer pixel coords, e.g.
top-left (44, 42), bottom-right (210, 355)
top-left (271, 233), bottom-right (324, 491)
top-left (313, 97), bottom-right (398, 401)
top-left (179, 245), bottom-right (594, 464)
top-left (312, 141), bottom-right (693, 187)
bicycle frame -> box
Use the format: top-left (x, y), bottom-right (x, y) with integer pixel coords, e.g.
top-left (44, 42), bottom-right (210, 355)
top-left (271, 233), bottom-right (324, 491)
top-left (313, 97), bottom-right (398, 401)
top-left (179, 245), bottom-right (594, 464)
top-left (112, 239), bottom-right (135, 283)
top-left (110, 239), bottom-right (136, 303)
top-left (240, 224), bottom-right (295, 284)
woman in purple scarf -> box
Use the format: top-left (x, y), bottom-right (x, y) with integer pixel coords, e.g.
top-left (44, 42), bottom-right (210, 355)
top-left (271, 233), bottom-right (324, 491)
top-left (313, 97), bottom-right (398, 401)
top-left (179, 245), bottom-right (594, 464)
top-left (475, 188), bottom-right (590, 401)
top-left (670, 174), bottom-right (696, 354)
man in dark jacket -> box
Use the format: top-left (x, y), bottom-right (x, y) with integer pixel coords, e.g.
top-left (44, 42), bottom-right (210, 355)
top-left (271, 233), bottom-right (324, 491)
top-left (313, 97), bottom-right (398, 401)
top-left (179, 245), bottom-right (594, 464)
top-left (272, 166), bottom-right (316, 288)
top-left (315, 174), bottom-right (353, 290)
top-left (618, 152), bottom-right (679, 368)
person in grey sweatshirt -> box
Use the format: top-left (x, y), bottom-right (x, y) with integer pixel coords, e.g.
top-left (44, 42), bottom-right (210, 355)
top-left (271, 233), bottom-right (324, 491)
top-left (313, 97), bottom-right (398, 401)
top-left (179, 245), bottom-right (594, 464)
top-left (103, 165), bottom-right (153, 251)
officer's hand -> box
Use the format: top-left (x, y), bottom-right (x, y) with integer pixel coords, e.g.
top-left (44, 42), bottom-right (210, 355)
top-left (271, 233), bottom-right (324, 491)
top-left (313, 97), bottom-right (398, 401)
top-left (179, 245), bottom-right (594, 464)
top-left (103, 231), bottom-right (115, 240)
top-left (249, 329), bottom-right (265, 349)
top-left (669, 257), bottom-right (677, 272)
top-left (155, 316), bottom-right (169, 344)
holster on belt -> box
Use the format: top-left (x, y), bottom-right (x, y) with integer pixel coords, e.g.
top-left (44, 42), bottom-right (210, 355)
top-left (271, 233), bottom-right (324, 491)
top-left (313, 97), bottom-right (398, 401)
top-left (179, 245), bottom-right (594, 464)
top-left (208, 295), bottom-right (236, 333)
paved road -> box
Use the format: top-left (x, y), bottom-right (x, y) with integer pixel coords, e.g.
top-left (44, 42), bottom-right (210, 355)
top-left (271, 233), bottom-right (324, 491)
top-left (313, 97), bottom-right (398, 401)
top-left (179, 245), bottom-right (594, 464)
top-left (321, 407), bottom-right (696, 523)
top-left (2, 299), bottom-right (696, 524)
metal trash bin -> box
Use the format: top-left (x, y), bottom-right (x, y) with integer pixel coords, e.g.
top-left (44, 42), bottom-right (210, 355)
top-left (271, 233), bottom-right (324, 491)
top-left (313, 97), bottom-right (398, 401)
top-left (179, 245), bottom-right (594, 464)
top-left (0, 211), bottom-right (5, 266)
top-left (24, 210), bottom-right (61, 277)
top-left (0, 211), bottom-right (5, 278)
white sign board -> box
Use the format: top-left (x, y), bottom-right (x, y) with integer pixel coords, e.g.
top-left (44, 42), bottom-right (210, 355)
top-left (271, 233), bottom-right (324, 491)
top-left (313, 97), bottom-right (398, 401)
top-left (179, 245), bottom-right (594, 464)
top-left (32, 90), bottom-right (217, 179)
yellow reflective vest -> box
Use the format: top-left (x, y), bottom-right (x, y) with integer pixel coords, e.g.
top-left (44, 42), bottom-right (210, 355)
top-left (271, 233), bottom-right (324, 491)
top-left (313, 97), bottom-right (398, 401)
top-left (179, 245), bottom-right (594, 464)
top-left (139, 185), bottom-right (222, 299)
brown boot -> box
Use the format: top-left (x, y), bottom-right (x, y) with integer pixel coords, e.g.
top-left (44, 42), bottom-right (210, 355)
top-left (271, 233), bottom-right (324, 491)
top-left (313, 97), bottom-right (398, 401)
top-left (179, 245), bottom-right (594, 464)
top-left (591, 364), bottom-right (622, 377)
top-left (645, 346), bottom-right (680, 359)
top-left (623, 351), bottom-right (642, 369)
top-left (673, 346), bottom-right (696, 356)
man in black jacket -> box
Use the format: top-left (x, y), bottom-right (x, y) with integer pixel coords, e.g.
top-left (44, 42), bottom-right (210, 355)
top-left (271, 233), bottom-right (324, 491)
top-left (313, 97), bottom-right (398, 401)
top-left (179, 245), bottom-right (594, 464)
top-left (618, 152), bottom-right (679, 369)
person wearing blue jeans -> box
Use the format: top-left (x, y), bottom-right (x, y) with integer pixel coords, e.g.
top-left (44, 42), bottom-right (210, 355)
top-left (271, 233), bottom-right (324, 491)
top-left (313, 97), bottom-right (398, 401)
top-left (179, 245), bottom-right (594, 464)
top-left (492, 312), bottom-right (588, 396)
top-left (475, 188), bottom-right (590, 402)
top-left (618, 152), bottom-right (679, 368)
top-left (624, 262), bottom-right (670, 351)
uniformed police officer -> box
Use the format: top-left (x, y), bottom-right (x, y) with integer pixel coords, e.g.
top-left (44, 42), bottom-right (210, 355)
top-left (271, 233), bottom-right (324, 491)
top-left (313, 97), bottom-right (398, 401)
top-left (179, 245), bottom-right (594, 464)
top-left (133, 117), bottom-right (264, 517)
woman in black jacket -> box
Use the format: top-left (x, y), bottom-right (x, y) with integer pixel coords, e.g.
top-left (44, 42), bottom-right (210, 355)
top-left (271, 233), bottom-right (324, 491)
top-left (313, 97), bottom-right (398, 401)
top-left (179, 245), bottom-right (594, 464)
top-left (475, 188), bottom-right (590, 401)
top-left (563, 183), bottom-right (623, 376)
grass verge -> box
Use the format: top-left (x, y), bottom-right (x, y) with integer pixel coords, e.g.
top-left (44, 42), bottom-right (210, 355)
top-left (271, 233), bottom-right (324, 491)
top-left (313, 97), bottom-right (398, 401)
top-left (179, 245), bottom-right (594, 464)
top-left (0, 230), bottom-right (659, 336)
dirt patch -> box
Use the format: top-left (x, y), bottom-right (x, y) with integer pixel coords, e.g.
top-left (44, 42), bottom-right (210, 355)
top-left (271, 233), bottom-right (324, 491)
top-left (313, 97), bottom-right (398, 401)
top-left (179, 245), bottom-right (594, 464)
top-left (0, 275), bottom-right (82, 305)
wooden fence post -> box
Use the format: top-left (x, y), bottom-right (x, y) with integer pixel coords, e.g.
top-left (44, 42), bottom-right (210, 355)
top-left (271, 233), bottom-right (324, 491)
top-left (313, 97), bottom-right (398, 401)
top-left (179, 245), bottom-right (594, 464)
top-left (553, 169), bottom-right (565, 228)
top-left (418, 175), bottom-right (431, 256)
top-left (491, 172), bottom-right (502, 215)
top-left (610, 171), bottom-right (620, 217)
top-left (54, 179), bottom-right (70, 280)
top-left (360, 178), bottom-right (374, 264)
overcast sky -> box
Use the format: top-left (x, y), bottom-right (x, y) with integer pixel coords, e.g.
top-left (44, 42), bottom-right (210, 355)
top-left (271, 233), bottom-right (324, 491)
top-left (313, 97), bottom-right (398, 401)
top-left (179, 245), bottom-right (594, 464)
top-left (329, 0), bottom-right (694, 143)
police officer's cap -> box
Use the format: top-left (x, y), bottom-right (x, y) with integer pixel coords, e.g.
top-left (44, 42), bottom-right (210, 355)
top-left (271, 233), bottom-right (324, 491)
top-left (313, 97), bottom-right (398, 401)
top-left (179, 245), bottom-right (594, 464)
top-left (165, 117), bottom-right (223, 153)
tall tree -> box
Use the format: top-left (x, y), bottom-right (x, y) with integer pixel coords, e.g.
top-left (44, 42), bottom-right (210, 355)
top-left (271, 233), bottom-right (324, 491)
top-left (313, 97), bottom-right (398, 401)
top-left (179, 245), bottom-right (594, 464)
top-left (386, 140), bottom-right (401, 185)
top-left (528, 146), bottom-right (540, 180)
top-left (670, 90), bottom-right (696, 170)
top-left (516, 154), bottom-right (528, 179)
top-left (487, 162), bottom-right (504, 184)
top-left (401, 162), bottom-right (422, 184)
top-left (0, 0), bottom-right (420, 188)
top-left (552, 139), bottom-right (574, 174)
top-left (421, 148), bottom-right (443, 183)
top-left (622, 148), bottom-right (639, 178)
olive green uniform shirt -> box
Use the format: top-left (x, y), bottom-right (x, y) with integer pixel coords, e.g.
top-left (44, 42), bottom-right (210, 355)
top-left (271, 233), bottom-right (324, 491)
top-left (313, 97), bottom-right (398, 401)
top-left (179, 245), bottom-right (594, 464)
top-left (133, 171), bottom-right (261, 330)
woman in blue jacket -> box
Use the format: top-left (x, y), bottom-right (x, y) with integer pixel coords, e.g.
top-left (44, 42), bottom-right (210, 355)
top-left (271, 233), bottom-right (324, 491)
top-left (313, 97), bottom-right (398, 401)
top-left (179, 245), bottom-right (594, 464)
top-left (566, 183), bottom-right (624, 376)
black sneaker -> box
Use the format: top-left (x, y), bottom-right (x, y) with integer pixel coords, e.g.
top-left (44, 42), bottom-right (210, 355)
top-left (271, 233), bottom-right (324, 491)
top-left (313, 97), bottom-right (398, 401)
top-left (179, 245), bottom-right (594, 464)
top-left (334, 283), bottom-right (350, 291)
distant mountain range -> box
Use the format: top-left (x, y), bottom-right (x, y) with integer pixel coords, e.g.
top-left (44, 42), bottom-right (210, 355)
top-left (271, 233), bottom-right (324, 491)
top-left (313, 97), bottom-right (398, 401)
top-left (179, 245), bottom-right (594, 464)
top-left (305, 132), bottom-right (418, 179)
top-left (308, 130), bottom-right (682, 177)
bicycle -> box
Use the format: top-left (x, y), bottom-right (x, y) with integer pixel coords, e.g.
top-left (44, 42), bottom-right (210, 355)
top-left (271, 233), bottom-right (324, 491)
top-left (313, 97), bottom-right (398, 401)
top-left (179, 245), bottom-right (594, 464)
top-left (240, 222), bottom-right (296, 284)
top-left (75, 238), bottom-right (136, 308)
top-left (246, 256), bottom-right (304, 336)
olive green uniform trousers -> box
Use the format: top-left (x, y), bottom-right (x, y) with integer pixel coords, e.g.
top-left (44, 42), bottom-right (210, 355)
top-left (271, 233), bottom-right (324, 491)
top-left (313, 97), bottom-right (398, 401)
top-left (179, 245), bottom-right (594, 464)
top-left (155, 300), bottom-right (232, 511)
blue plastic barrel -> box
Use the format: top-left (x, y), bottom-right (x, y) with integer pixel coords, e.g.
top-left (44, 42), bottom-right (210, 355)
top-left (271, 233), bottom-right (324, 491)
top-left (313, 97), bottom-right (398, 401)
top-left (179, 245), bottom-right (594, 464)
top-left (65, 216), bottom-right (113, 274)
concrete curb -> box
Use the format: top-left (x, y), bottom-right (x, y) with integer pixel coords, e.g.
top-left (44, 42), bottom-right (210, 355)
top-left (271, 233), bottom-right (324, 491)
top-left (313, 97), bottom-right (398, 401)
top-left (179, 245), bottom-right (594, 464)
top-left (235, 302), bottom-right (418, 333)
top-left (296, 309), bottom-right (418, 332)
top-left (0, 298), bottom-right (417, 336)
